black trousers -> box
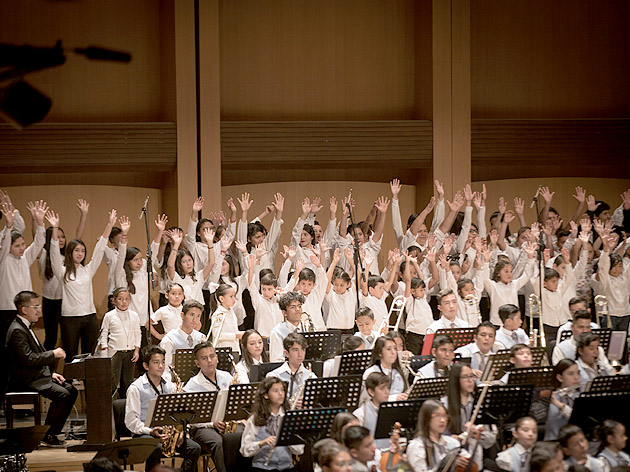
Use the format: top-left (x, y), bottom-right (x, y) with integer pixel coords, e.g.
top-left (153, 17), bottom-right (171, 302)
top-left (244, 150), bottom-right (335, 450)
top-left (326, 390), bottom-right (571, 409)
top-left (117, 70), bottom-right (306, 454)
top-left (39, 380), bottom-right (78, 436)
top-left (60, 314), bottom-right (98, 364)
top-left (405, 332), bottom-right (425, 356)
top-left (136, 433), bottom-right (201, 472)
top-left (0, 309), bottom-right (17, 398)
top-left (110, 350), bottom-right (135, 398)
top-left (42, 297), bottom-right (62, 351)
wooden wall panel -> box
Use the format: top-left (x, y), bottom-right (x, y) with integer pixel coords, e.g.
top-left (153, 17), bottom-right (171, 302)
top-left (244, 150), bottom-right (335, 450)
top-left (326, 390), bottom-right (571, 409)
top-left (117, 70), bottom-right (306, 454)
top-left (471, 0), bottom-right (630, 118)
top-left (219, 0), bottom-right (417, 120)
top-left (223, 181), bottom-right (417, 271)
top-left (3, 186), bottom-right (162, 317)
top-left (0, 0), bottom-right (164, 122)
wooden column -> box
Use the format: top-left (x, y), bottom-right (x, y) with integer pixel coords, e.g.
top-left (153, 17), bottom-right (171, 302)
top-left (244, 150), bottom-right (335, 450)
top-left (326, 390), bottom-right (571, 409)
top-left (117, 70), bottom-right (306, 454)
top-left (174, 0), bottom-right (199, 227)
top-left (198, 0), bottom-right (222, 209)
top-left (432, 0), bottom-right (471, 198)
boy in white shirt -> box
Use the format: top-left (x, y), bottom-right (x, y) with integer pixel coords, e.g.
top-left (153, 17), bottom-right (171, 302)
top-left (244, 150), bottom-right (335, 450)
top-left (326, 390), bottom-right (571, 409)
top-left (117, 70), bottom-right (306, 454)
top-left (426, 289), bottom-right (469, 334)
top-left (417, 334), bottom-right (455, 379)
top-left (159, 300), bottom-right (206, 375)
top-left (456, 321), bottom-right (497, 377)
top-left (150, 282), bottom-right (185, 340)
top-left (494, 304), bottom-right (530, 350)
top-left (354, 307), bottom-right (380, 350)
top-left (247, 254), bottom-right (283, 337)
top-left (353, 372), bottom-right (390, 446)
top-left (98, 287), bottom-right (141, 397)
top-left (537, 264), bottom-right (574, 343)
top-left (267, 332), bottom-right (317, 406)
top-left (284, 257), bottom-right (327, 331)
top-left (269, 291), bottom-right (306, 362)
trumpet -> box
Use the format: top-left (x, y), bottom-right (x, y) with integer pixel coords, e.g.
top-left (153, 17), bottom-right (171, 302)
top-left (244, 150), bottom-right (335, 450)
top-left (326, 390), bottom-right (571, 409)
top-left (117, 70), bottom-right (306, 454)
top-left (208, 311), bottom-right (226, 347)
top-left (299, 312), bottom-right (314, 332)
top-left (377, 295), bottom-right (406, 334)
top-left (595, 295), bottom-right (612, 330)
top-left (464, 294), bottom-right (482, 326)
top-left (528, 293), bottom-right (546, 348)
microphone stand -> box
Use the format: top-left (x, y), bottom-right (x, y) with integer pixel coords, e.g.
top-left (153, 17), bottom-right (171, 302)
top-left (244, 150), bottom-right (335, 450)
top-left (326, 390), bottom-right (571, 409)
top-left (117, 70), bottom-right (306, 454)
top-left (346, 201), bottom-right (365, 308)
top-left (533, 193), bottom-right (545, 345)
top-left (140, 201), bottom-right (154, 347)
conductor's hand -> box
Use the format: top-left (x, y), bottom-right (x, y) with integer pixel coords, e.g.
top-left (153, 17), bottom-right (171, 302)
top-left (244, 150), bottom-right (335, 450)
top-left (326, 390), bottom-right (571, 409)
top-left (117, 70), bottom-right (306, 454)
top-left (53, 347), bottom-right (66, 359)
top-left (259, 436), bottom-right (276, 448)
top-left (150, 427), bottom-right (168, 442)
top-left (52, 372), bottom-right (65, 384)
top-left (215, 421), bottom-right (226, 434)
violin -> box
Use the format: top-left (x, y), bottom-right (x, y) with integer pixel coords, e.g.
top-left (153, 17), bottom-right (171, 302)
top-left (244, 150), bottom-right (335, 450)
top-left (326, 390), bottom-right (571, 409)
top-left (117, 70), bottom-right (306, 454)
top-left (380, 422), bottom-right (412, 472)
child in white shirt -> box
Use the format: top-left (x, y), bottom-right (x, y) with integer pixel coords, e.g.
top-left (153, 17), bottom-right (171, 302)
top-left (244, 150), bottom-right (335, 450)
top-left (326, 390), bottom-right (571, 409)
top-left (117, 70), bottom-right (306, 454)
top-left (98, 288), bottom-right (141, 397)
top-left (150, 283), bottom-right (185, 340)
top-left (354, 307), bottom-right (380, 350)
top-left (210, 284), bottom-right (243, 353)
top-left (426, 289), bottom-right (469, 335)
top-left (496, 416), bottom-right (537, 472)
top-left (324, 249), bottom-right (357, 332)
top-left (494, 304), bottom-right (530, 350)
top-left (247, 254), bottom-right (283, 338)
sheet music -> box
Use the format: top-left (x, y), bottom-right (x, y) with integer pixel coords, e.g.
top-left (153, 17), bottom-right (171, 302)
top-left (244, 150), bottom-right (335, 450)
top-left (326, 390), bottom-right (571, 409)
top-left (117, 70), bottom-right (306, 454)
top-left (211, 389), bottom-right (229, 423)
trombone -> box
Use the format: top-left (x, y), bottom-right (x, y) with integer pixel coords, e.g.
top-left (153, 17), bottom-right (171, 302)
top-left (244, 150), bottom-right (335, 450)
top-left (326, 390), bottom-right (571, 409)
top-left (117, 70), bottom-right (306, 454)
top-left (528, 293), bottom-right (546, 349)
top-left (377, 295), bottom-right (406, 334)
top-left (208, 311), bottom-right (226, 347)
top-left (595, 295), bottom-right (612, 329)
top-left (464, 294), bottom-right (482, 326)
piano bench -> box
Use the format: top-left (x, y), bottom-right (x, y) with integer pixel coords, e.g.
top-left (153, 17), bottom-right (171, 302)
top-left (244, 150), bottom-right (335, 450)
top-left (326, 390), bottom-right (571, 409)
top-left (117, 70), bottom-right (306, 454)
top-left (5, 392), bottom-right (42, 429)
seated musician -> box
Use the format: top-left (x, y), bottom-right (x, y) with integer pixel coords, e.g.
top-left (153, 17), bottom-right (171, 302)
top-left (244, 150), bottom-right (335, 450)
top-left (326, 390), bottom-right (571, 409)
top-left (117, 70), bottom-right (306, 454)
top-left (417, 334), bottom-right (455, 379)
top-left (575, 332), bottom-right (614, 391)
top-left (6, 291), bottom-right (77, 448)
top-left (455, 321), bottom-right (497, 378)
top-left (551, 310), bottom-right (606, 365)
top-left (352, 372), bottom-right (390, 449)
top-left (159, 300), bottom-right (206, 378)
top-left (266, 332), bottom-right (316, 405)
top-left (183, 341), bottom-right (234, 472)
top-left (268, 292), bottom-right (305, 362)
top-left (494, 304), bottom-right (529, 350)
top-left (124, 345), bottom-right (200, 472)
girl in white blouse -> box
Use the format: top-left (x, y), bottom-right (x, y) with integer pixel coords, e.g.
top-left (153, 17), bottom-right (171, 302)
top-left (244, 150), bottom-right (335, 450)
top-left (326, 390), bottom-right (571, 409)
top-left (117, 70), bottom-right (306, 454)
top-left (235, 329), bottom-right (269, 384)
top-left (48, 209), bottom-right (117, 362)
top-left (210, 284), bottom-right (243, 353)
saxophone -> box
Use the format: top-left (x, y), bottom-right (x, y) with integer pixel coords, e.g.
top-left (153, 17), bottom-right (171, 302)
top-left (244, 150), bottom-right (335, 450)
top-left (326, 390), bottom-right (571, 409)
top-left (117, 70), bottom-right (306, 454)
top-left (162, 366), bottom-right (185, 457)
top-left (223, 360), bottom-right (241, 434)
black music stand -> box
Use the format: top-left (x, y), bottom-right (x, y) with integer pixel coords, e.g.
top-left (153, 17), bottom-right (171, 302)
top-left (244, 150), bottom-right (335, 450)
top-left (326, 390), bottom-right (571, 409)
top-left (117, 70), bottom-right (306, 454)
top-left (474, 384), bottom-right (534, 449)
top-left (338, 349), bottom-right (373, 376)
top-left (276, 407), bottom-right (347, 472)
top-left (95, 438), bottom-right (160, 469)
top-left (587, 374), bottom-right (630, 392)
top-left (173, 349), bottom-right (198, 382)
top-left (250, 362), bottom-right (284, 382)
top-left (303, 331), bottom-right (342, 361)
top-left (301, 376), bottom-right (362, 411)
top-left (374, 399), bottom-right (425, 439)
top-left (435, 328), bottom-right (476, 349)
top-left (407, 378), bottom-right (450, 400)
top-left (508, 367), bottom-right (555, 388)
top-left (570, 391), bottom-right (630, 439)
top-left (560, 328), bottom-right (612, 352)
top-left (481, 347), bottom-right (546, 381)
top-left (148, 391), bottom-right (218, 469)
top-left (223, 383), bottom-right (259, 422)
top-left (216, 347), bottom-right (238, 373)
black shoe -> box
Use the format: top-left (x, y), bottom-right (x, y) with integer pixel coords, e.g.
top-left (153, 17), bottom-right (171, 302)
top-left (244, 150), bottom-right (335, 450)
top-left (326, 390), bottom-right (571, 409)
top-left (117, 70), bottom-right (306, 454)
top-left (40, 435), bottom-right (66, 448)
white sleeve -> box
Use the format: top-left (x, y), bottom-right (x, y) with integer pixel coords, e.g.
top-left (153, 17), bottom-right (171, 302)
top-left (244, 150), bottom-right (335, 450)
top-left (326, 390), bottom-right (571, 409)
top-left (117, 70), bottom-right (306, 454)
top-left (24, 224), bottom-right (46, 266)
top-left (430, 199), bottom-right (445, 232)
top-left (49, 239), bottom-right (65, 281)
top-left (86, 236), bottom-right (108, 278)
top-left (239, 417), bottom-right (262, 457)
top-left (125, 386), bottom-right (152, 435)
top-left (391, 199), bottom-right (404, 245)
top-left (477, 206), bottom-right (487, 239)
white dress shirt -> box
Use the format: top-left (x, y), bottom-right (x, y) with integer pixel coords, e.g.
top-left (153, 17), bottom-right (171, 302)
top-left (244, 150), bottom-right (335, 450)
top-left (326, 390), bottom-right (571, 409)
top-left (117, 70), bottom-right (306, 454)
top-left (151, 304), bottom-right (183, 334)
top-left (99, 308), bottom-right (142, 352)
top-left (426, 316), bottom-right (469, 334)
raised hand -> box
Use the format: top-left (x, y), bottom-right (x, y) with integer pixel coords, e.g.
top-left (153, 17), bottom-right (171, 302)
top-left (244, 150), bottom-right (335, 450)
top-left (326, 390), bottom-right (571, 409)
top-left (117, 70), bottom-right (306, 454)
top-left (543, 220), bottom-right (554, 236)
top-left (31, 200), bottom-right (49, 224)
top-left (573, 186), bottom-right (586, 204)
top-left (192, 197), bottom-right (204, 213)
top-left (586, 195), bottom-right (600, 213)
top-left (434, 180), bottom-right (444, 199)
top-left (447, 192), bottom-right (464, 212)
top-left (425, 248), bottom-right (437, 263)
top-left (343, 246), bottom-right (353, 262)
top-left (168, 229), bottom-right (183, 247)
top-left (503, 210), bottom-right (515, 224)
top-left (155, 214), bottom-right (168, 232)
top-left (579, 217), bottom-right (592, 234)
top-left (329, 196), bottom-right (338, 215)
top-left (481, 184), bottom-right (487, 205)
top-left (463, 184), bottom-right (473, 203)
top-left (221, 235), bottom-right (232, 253)
top-left (310, 197), bottom-right (323, 214)
top-left (561, 247), bottom-right (570, 263)
top-left (119, 215), bottom-right (131, 235)
top-left (472, 192), bottom-right (483, 210)
top-left (423, 196), bottom-right (436, 214)
top-left (488, 229), bottom-right (499, 247)
top-left (282, 245), bottom-right (297, 261)
top-left (45, 211), bottom-right (59, 228)
top-left (540, 186), bottom-right (554, 205)
top-left (390, 178), bottom-right (401, 199)
top-left (569, 220), bottom-right (578, 238)
top-left (622, 189), bottom-right (630, 210)
top-left (202, 227), bottom-right (215, 244)
top-left (237, 193), bottom-right (253, 212)
top-left (578, 230), bottom-right (590, 245)
top-left (442, 235), bottom-right (454, 255)
top-left (247, 253), bottom-right (257, 268)
top-left (76, 199), bottom-right (90, 215)
top-left (226, 197), bottom-right (237, 214)
top-left (108, 209), bottom-right (118, 226)
top-left (530, 222), bottom-right (541, 241)
top-left (234, 240), bottom-right (248, 254)
top-left (272, 193), bottom-right (284, 213)
top-left (426, 232), bottom-right (437, 250)
top-left (309, 253), bottom-right (322, 267)
top-left (513, 197), bottom-right (525, 215)
top-left (301, 197), bottom-right (311, 217)
top-left (524, 241), bottom-right (538, 259)
top-left (375, 196), bottom-right (390, 213)
top-left (255, 244), bottom-right (268, 261)
top-left (438, 253), bottom-right (449, 270)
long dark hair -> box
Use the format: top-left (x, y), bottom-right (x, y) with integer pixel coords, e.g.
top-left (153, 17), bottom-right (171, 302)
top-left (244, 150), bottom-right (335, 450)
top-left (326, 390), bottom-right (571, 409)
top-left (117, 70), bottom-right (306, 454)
top-left (44, 226), bottom-right (65, 280)
top-left (63, 239), bottom-right (87, 283)
top-left (596, 419), bottom-right (623, 454)
top-left (252, 377), bottom-right (289, 427)
top-left (246, 221), bottom-right (268, 253)
top-left (219, 254), bottom-right (239, 292)
top-left (175, 248), bottom-right (196, 281)
top-left (413, 399), bottom-right (445, 469)
top-left (445, 363), bottom-right (471, 435)
top-left (124, 247), bottom-right (142, 294)
top-left (240, 329), bottom-right (269, 373)
top-left (369, 337), bottom-right (408, 391)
